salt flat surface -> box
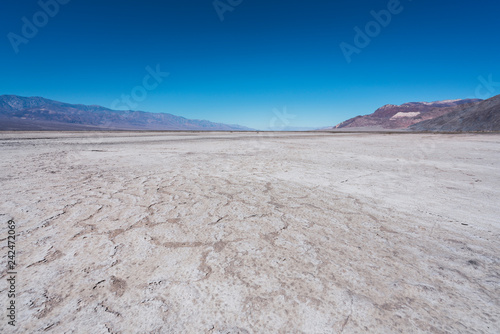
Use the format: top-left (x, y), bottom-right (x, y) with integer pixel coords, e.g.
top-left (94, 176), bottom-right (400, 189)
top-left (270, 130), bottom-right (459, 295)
top-left (1, 132), bottom-right (499, 333)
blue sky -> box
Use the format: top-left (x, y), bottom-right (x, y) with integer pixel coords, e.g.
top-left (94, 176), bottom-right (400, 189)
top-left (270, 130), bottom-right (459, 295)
top-left (1, 0), bottom-right (499, 130)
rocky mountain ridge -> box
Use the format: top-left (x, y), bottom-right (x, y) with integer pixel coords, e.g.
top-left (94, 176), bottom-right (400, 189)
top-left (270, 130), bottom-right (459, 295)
top-left (332, 98), bottom-right (483, 130)
top-left (0, 95), bottom-right (252, 131)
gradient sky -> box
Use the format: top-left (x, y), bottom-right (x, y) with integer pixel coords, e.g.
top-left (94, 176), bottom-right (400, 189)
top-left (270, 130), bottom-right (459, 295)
top-left (1, 0), bottom-right (499, 130)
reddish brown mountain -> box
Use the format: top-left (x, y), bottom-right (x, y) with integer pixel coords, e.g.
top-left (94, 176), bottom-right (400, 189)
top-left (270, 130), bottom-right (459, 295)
top-left (332, 99), bottom-right (482, 130)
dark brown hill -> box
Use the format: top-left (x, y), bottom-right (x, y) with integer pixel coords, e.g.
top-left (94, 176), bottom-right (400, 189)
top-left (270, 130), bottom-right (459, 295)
top-left (410, 94), bottom-right (500, 132)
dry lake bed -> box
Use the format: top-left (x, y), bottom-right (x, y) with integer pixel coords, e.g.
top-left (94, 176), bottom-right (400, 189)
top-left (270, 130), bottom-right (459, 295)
top-left (0, 131), bottom-right (499, 333)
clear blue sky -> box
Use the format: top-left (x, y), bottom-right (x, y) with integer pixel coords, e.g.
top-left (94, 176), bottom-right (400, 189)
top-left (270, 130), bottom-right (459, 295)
top-left (1, 0), bottom-right (499, 130)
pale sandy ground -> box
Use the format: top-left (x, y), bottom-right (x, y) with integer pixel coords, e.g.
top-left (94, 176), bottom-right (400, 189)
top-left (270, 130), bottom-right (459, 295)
top-left (0, 132), bottom-right (499, 333)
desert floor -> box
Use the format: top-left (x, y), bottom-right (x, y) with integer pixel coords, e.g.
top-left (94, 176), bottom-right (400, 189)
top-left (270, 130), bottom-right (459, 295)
top-left (1, 132), bottom-right (499, 333)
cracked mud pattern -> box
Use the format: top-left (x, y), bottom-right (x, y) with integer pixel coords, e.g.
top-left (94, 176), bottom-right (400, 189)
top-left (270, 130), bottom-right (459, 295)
top-left (0, 132), bottom-right (499, 333)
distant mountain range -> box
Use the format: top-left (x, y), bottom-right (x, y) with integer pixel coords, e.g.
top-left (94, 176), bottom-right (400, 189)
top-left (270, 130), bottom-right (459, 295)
top-left (329, 98), bottom-right (484, 131)
top-left (0, 95), bottom-right (252, 131)
top-left (2, 94), bottom-right (499, 132)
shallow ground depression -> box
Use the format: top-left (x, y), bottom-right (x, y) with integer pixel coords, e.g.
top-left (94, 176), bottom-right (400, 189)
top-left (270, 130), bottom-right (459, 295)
top-left (0, 132), bottom-right (499, 333)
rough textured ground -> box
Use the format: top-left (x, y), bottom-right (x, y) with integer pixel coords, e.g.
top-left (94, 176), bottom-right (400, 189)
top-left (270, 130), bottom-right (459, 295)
top-left (1, 132), bottom-right (499, 333)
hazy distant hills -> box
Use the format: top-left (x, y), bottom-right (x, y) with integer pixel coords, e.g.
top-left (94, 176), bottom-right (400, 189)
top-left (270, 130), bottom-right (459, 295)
top-left (0, 95), bottom-right (253, 131)
top-left (330, 99), bottom-right (483, 131)
top-left (409, 94), bottom-right (500, 132)
top-left (2, 94), bottom-right (499, 132)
